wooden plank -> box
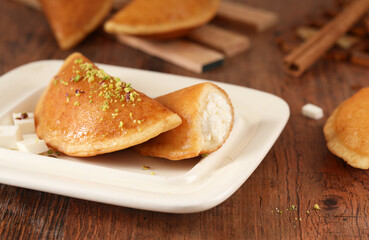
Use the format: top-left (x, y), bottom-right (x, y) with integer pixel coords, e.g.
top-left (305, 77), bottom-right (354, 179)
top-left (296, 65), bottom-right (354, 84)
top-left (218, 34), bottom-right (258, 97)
top-left (350, 50), bottom-right (369, 67)
top-left (187, 24), bottom-right (250, 57)
top-left (217, 1), bottom-right (278, 32)
top-left (116, 34), bottom-right (224, 73)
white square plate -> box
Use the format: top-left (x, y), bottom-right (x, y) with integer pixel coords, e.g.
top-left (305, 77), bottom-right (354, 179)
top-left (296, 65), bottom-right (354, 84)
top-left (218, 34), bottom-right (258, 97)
top-left (0, 60), bottom-right (289, 213)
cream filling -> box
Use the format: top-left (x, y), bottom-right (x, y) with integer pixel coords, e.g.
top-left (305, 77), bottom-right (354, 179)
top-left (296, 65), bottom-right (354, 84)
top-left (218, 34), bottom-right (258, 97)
top-left (201, 93), bottom-right (232, 150)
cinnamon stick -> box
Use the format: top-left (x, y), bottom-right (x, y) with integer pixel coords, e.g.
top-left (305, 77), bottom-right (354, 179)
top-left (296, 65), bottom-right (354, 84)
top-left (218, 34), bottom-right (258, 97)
top-left (284, 0), bottom-right (369, 77)
top-left (296, 26), bottom-right (360, 50)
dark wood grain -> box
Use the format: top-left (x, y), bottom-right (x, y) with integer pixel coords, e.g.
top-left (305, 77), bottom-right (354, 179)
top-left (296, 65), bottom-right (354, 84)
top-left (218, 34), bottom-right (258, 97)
top-left (1, 0), bottom-right (369, 239)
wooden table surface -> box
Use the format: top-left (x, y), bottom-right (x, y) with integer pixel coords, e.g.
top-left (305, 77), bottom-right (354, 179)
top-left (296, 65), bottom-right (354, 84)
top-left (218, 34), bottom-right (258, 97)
top-left (1, 0), bottom-right (369, 239)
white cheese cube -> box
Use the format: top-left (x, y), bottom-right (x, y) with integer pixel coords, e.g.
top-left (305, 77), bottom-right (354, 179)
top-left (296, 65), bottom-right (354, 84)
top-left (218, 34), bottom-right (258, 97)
top-left (0, 125), bottom-right (23, 149)
top-left (302, 103), bottom-right (323, 120)
top-left (16, 138), bottom-right (49, 154)
top-left (13, 112), bottom-right (35, 134)
top-left (22, 133), bottom-right (39, 140)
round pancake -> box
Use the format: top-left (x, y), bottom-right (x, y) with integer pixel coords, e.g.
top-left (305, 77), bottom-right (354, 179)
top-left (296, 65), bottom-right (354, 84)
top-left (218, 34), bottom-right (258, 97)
top-left (324, 87), bottom-right (369, 169)
top-left (40, 0), bottom-right (113, 49)
top-left (104, 0), bottom-right (219, 39)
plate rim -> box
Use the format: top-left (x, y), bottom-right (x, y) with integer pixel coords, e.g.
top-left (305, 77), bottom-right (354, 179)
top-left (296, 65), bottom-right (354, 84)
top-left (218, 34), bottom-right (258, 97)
top-left (0, 60), bottom-right (290, 213)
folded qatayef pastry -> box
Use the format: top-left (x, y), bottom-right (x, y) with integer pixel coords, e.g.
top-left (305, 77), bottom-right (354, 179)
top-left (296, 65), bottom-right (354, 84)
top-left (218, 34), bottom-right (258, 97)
top-left (35, 52), bottom-right (182, 157)
top-left (324, 87), bottom-right (369, 169)
top-left (104, 0), bottom-right (219, 39)
top-left (135, 82), bottom-right (234, 160)
top-left (40, 0), bottom-right (113, 49)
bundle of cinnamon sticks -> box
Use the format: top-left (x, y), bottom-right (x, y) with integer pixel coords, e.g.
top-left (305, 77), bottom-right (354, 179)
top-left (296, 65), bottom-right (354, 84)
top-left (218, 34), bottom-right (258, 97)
top-left (281, 0), bottom-right (369, 77)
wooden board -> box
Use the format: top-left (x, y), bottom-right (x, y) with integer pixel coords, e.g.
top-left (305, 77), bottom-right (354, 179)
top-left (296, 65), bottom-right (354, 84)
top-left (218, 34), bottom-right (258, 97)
top-left (13, 0), bottom-right (131, 10)
top-left (217, 0), bottom-right (279, 32)
top-left (116, 34), bottom-right (224, 73)
top-left (187, 24), bottom-right (250, 57)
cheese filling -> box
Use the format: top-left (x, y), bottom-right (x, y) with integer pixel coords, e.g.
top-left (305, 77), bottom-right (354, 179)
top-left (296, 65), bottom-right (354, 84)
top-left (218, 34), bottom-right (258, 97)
top-left (201, 93), bottom-right (232, 150)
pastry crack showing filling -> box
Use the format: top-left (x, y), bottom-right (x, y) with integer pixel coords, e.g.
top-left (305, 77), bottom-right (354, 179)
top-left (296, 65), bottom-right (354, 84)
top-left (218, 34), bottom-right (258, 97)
top-left (134, 82), bottom-right (234, 160)
top-left (201, 93), bottom-right (232, 151)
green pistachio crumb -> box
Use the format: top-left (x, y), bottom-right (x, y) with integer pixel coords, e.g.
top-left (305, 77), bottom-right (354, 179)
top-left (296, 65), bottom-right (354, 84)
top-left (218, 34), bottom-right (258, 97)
top-left (74, 58), bottom-right (83, 64)
top-left (60, 80), bottom-right (69, 86)
top-left (74, 101), bottom-right (79, 106)
top-left (47, 150), bottom-right (53, 155)
top-left (314, 204), bottom-right (320, 210)
top-left (74, 74), bottom-right (80, 82)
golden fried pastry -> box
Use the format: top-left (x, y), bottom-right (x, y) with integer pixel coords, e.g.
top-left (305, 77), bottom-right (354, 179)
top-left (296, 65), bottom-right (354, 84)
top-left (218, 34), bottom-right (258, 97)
top-left (324, 87), bottom-right (369, 169)
top-left (34, 52), bottom-right (182, 157)
top-left (135, 82), bottom-right (234, 160)
top-left (39, 0), bottom-right (112, 49)
top-left (104, 0), bottom-right (219, 39)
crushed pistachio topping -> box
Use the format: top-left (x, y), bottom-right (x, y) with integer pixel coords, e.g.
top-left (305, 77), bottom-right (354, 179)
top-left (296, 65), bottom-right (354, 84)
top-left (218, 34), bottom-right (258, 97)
top-left (55, 57), bottom-right (143, 126)
top-left (119, 121), bottom-right (124, 128)
top-left (289, 205), bottom-right (297, 211)
top-left (314, 204), bottom-right (320, 210)
top-left (142, 165), bottom-right (150, 170)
